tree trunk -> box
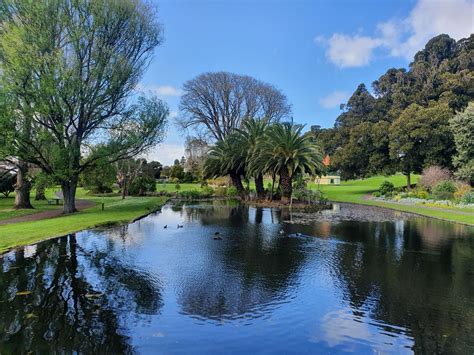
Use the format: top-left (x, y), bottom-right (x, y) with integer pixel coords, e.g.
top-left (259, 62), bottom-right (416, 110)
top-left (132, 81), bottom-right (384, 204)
top-left (35, 185), bottom-right (46, 200)
top-left (270, 172), bottom-right (276, 201)
top-left (406, 172), bottom-right (411, 191)
top-left (279, 167), bottom-right (292, 204)
top-left (255, 174), bottom-right (265, 200)
top-left (61, 177), bottom-right (78, 214)
top-left (230, 172), bottom-right (246, 200)
top-left (122, 181), bottom-right (127, 199)
top-left (14, 161), bottom-right (33, 209)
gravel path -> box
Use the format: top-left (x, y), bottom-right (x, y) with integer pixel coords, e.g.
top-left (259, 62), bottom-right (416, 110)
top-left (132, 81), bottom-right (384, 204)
top-left (0, 200), bottom-right (95, 225)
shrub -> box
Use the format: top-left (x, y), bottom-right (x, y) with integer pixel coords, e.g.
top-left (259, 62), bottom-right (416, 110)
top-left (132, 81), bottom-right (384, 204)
top-left (201, 186), bottom-right (214, 198)
top-left (129, 176), bottom-right (156, 196)
top-left (419, 166), bottom-right (452, 191)
top-left (433, 191), bottom-right (454, 201)
top-left (416, 190), bottom-right (428, 199)
top-left (372, 191), bottom-right (381, 197)
top-left (433, 180), bottom-right (456, 194)
top-left (454, 181), bottom-right (471, 200)
top-left (225, 186), bottom-right (238, 197)
top-left (0, 171), bottom-right (16, 198)
top-left (378, 181), bottom-right (395, 196)
top-left (460, 192), bottom-right (474, 204)
top-left (214, 187), bottom-right (227, 196)
top-left (175, 183), bottom-right (181, 191)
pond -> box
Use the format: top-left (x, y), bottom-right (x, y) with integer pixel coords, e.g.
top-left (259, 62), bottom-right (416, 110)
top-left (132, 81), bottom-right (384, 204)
top-left (1, 201), bottom-right (473, 354)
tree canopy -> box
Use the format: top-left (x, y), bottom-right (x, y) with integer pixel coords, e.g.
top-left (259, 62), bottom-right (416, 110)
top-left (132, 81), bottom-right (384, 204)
top-left (0, 0), bottom-right (168, 212)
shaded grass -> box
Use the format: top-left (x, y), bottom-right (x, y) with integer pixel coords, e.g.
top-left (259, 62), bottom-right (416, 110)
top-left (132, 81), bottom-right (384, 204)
top-left (0, 196), bottom-right (60, 221)
top-left (0, 195), bottom-right (167, 253)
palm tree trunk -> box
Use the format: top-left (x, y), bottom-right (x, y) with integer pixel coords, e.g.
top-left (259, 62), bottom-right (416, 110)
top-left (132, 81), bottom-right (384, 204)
top-left (279, 167), bottom-right (292, 204)
top-left (270, 172), bottom-right (276, 201)
top-left (255, 174), bottom-right (265, 200)
top-left (230, 172), bottom-right (246, 200)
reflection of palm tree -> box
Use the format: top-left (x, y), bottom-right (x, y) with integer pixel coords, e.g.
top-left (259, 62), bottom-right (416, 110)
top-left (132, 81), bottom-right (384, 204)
top-left (327, 220), bottom-right (474, 354)
top-left (0, 233), bottom-right (163, 353)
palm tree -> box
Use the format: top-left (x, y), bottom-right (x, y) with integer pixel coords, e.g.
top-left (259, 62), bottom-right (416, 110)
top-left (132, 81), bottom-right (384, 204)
top-left (203, 134), bottom-right (246, 199)
top-left (235, 118), bottom-right (269, 199)
top-left (250, 122), bottom-right (324, 204)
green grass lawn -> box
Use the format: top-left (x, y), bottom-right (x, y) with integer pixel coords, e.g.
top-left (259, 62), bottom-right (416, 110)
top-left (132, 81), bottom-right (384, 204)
top-left (309, 174), bottom-right (473, 225)
top-left (0, 191), bottom-right (167, 253)
top-left (0, 195), bottom-right (60, 221)
top-left (155, 182), bottom-right (203, 193)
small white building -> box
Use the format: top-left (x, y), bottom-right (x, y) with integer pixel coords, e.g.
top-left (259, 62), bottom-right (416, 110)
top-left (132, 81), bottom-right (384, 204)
top-left (315, 175), bottom-right (340, 185)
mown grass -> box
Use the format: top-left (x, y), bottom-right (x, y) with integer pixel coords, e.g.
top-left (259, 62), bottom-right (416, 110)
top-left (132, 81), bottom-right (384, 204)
top-left (309, 174), bottom-right (473, 225)
top-left (155, 182), bottom-right (203, 193)
top-left (0, 194), bottom-right (167, 253)
top-left (0, 196), bottom-right (59, 221)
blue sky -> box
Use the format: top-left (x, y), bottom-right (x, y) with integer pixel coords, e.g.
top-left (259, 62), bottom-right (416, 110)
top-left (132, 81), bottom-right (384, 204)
top-left (140, 0), bottom-right (474, 165)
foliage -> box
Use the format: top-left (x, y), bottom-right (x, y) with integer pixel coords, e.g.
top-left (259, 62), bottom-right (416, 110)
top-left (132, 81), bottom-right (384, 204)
top-left (416, 190), bottom-right (429, 199)
top-left (129, 176), bottom-right (156, 196)
top-left (450, 102), bottom-right (474, 183)
top-left (82, 158), bottom-right (117, 194)
top-left (249, 122), bottom-right (324, 201)
top-left (418, 166), bottom-right (452, 191)
top-left (0, 0), bottom-right (166, 213)
top-left (175, 183), bottom-right (181, 191)
top-left (169, 162), bottom-right (185, 181)
top-left (389, 102), bottom-right (454, 176)
top-left (0, 170), bottom-right (15, 198)
top-left (225, 186), bottom-right (239, 197)
top-left (378, 181), bottom-right (395, 196)
top-left (433, 180), bottom-right (456, 194)
top-left (178, 187), bottom-right (214, 199)
top-left (316, 34), bottom-right (474, 180)
top-left (453, 181), bottom-right (471, 200)
top-left (432, 180), bottom-right (456, 200)
top-left (293, 188), bottom-right (328, 205)
top-left (460, 192), bottom-right (474, 204)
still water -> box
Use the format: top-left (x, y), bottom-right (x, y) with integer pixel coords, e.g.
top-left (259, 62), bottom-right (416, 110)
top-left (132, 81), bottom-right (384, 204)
top-left (1, 201), bottom-right (473, 354)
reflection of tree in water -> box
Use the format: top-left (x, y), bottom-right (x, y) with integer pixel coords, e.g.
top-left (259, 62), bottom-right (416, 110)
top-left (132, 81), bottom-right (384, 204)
top-left (177, 205), bottom-right (307, 321)
top-left (0, 233), bottom-right (162, 353)
top-left (328, 220), bottom-right (474, 354)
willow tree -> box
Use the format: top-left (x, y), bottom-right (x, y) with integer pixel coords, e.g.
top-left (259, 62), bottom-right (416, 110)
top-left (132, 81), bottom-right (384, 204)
top-left (0, 0), bottom-right (167, 213)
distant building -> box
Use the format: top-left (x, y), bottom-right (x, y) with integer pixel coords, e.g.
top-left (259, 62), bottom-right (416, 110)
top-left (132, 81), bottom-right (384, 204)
top-left (315, 175), bottom-right (341, 185)
top-left (315, 155), bottom-right (341, 185)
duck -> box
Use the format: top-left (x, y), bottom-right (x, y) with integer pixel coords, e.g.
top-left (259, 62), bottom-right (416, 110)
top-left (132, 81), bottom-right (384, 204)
top-left (177, 224), bottom-right (184, 228)
top-left (213, 232), bottom-right (222, 240)
top-left (279, 229), bottom-right (285, 235)
top-left (164, 225), bottom-right (168, 229)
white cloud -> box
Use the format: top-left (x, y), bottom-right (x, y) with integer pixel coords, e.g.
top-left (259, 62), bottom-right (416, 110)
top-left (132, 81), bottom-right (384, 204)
top-left (136, 84), bottom-right (182, 97)
top-left (146, 143), bottom-right (184, 166)
top-left (317, 0), bottom-right (474, 67)
top-left (169, 110), bottom-right (179, 119)
top-left (319, 91), bottom-right (349, 109)
top-left (324, 34), bottom-right (382, 68)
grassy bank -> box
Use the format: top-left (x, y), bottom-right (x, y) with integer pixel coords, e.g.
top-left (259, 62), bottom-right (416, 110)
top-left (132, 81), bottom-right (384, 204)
top-left (310, 175), bottom-right (473, 225)
top-left (0, 193), bottom-right (167, 253)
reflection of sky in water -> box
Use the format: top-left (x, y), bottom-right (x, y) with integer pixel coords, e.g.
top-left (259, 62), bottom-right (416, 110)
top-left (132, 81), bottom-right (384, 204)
top-left (1, 202), bottom-right (473, 353)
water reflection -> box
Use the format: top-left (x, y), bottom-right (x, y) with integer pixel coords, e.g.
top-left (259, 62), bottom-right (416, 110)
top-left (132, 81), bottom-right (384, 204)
top-left (0, 234), bottom-right (162, 353)
top-left (0, 202), bottom-right (473, 353)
